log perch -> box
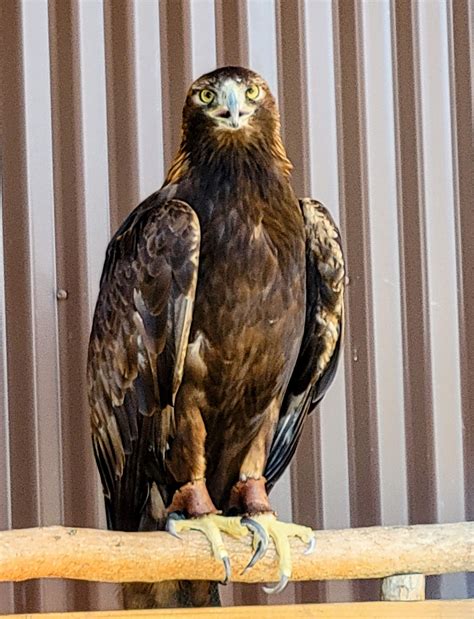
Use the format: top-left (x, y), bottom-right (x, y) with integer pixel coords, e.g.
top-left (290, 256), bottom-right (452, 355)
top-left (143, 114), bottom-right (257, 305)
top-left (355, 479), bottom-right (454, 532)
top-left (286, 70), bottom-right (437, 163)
top-left (0, 522), bottom-right (472, 584)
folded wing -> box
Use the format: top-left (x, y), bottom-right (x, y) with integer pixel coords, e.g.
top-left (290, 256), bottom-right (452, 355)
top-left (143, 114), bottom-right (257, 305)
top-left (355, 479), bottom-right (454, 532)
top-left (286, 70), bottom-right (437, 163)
top-left (87, 197), bottom-right (200, 530)
top-left (265, 199), bottom-right (345, 489)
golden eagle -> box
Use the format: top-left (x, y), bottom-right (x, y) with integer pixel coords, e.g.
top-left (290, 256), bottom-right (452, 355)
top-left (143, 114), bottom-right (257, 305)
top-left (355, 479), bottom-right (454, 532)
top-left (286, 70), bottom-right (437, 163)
top-left (88, 66), bottom-right (344, 608)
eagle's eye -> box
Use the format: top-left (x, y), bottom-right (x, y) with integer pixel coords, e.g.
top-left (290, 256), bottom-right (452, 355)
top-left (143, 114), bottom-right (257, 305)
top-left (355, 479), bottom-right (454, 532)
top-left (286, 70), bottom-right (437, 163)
top-left (199, 89), bottom-right (215, 104)
top-left (246, 84), bottom-right (260, 101)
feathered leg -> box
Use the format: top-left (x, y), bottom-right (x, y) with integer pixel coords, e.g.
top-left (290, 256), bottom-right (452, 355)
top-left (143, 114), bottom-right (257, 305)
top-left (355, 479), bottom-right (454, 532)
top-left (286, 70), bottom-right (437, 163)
top-left (163, 398), bottom-right (313, 595)
top-left (163, 401), bottom-right (249, 586)
top-left (227, 404), bottom-right (315, 593)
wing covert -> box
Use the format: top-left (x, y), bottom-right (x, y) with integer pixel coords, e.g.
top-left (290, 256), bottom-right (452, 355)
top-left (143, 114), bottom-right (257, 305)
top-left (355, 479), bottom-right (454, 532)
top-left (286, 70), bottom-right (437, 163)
top-left (88, 197), bottom-right (200, 530)
top-left (265, 199), bottom-right (345, 489)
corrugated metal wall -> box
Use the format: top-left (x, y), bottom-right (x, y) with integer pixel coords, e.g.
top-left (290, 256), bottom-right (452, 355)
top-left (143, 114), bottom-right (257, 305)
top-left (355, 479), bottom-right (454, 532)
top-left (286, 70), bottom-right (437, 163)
top-left (1, 0), bottom-right (472, 613)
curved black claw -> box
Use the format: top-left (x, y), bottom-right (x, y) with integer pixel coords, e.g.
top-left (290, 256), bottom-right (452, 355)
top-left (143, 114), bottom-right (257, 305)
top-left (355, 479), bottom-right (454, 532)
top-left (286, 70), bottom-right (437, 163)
top-left (165, 512), bottom-right (186, 539)
top-left (220, 555), bottom-right (231, 585)
top-left (304, 535), bottom-right (316, 555)
top-left (263, 574), bottom-right (289, 595)
top-left (240, 516), bottom-right (270, 573)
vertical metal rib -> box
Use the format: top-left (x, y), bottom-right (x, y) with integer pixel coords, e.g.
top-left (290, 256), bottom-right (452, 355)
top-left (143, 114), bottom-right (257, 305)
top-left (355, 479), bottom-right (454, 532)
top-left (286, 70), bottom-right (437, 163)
top-left (448, 0), bottom-right (474, 598)
top-left (304, 0), bottom-right (352, 604)
top-left (247, 0), bottom-right (279, 95)
top-left (275, 0), bottom-right (310, 196)
top-left (77, 0), bottom-right (111, 315)
top-left (360, 0), bottom-right (407, 528)
top-left (0, 107), bottom-right (14, 618)
top-left (103, 0), bottom-right (140, 230)
top-left (449, 0), bottom-right (474, 519)
top-left (215, 0), bottom-right (249, 67)
top-left (417, 0), bottom-right (466, 599)
top-left (190, 0), bottom-right (217, 78)
top-left (48, 0), bottom-right (107, 611)
top-left (333, 0), bottom-right (380, 601)
top-left (159, 0), bottom-right (192, 172)
top-left (1, 0), bottom-right (39, 611)
top-left (133, 0), bottom-right (165, 199)
top-left (2, 0), bottom-right (56, 611)
top-left (333, 0), bottom-right (380, 531)
top-left (391, 0), bottom-right (437, 527)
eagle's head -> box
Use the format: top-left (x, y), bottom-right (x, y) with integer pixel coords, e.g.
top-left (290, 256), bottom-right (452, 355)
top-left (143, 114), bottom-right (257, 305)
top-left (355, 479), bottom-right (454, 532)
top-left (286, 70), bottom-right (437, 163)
top-left (184, 66), bottom-right (277, 134)
top-left (165, 66), bottom-right (291, 184)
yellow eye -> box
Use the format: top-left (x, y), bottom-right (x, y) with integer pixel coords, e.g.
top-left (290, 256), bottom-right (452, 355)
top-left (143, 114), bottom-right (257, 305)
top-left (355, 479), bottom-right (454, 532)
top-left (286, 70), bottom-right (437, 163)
top-left (246, 84), bottom-right (260, 101)
top-left (199, 89), bottom-right (215, 104)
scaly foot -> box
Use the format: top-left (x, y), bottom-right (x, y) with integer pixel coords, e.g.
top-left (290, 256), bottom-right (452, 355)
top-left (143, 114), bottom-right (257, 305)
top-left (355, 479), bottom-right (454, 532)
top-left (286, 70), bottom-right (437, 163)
top-left (166, 513), bottom-right (248, 584)
top-left (166, 510), bottom-right (315, 592)
top-left (242, 513), bottom-right (315, 594)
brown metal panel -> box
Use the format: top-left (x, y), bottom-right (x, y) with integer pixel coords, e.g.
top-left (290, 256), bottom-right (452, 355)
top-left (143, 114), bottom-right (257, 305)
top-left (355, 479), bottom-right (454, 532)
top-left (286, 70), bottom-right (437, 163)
top-left (391, 2), bottom-right (441, 598)
top-left (332, 0), bottom-right (380, 532)
top-left (48, 0), bottom-right (102, 611)
top-left (360, 0), bottom-right (408, 530)
top-left (76, 1), bottom-right (120, 609)
top-left (159, 0), bottom-right (192, 172)
top-left (215, 0), bottom-right (249, 67)
top-left (304, 0), bottom-right (351, 604)
top-left (20, 0), bottom-right (69, 610)
top-left (449, 0), bottom-right (474, 517)
top-left (448, 0), bottom-right (474, 598)
top-left (275, 0), bottom-right (310, 197)
top-left (0, 0), bottom-right (42, 611)
top-left (76, 0), bottom-right (111, 314)
top-left (133, 0), bottom-right (165, 198)
top-left (1, 0), bottom-right (472, 611)
top-left (0, 22), bottom-right (13, 611)
top-left (390, 0), bottom-right (437, 528)
top-left (189, 0), bottom-right (217, 79)
top-left (289, 416), bottom-right (324, 605)
top-left (416, 0), bottom-right (466, 599)
top-left (1, 0), bottom-right (37, 529)
top-left (0, 117), bottom-right (15, 617)
top-left (332, 0), bottom-right (380, 602)
top-left (246, 0), bottom-right (279, 95)
top-left (103, 0), bottom-right (140, 230)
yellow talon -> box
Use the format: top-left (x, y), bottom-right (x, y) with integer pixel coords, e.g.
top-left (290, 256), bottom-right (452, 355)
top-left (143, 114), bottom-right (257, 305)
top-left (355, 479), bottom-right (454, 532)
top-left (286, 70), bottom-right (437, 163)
top-left (166, 512), bottom-right (315, 592)
top-left (167, 514), bottom-right (248, 584)
top-left (241, 513), bottom-right (315, 594)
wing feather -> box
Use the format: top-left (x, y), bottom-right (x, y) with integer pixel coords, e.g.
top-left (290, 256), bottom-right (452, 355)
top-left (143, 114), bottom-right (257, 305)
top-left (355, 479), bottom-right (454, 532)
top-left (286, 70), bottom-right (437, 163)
top-left (88, 197), bottom-right (200, 531)
top-left (265, 199), bottom-right (345, 489)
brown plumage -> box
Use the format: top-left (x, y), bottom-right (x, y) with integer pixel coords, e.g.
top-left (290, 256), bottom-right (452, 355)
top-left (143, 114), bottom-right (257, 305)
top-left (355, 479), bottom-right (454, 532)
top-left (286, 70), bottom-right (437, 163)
top-left (88, 66), bottom-right (344, 608)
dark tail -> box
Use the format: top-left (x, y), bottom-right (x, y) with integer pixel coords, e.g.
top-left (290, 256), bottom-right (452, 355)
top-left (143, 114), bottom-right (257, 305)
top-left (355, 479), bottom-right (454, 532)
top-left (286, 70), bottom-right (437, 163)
top-left (122, 581), bottom-right (220, 608)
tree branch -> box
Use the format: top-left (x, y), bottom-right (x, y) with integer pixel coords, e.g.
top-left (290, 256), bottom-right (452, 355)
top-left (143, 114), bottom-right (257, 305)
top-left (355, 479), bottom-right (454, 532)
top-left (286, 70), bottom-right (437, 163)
top-left (0, 522), bottom-right (472, 584)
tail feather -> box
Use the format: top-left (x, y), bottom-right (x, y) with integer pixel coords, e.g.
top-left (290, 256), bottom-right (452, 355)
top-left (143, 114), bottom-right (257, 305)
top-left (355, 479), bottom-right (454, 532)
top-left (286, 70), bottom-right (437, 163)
top-left (122, 581), bottom-right (220, 609)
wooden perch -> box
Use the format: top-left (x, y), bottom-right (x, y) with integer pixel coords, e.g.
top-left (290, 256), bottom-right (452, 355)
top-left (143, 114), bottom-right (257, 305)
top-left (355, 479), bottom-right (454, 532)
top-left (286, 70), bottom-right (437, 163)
top-left (0, 522), bottom-right (472, 584)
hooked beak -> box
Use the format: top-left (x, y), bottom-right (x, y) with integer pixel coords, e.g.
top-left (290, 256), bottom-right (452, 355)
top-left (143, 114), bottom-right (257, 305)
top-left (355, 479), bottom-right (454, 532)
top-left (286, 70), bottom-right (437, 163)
top-left (211, 81), bottom-right (252, 129)
top-left (213, 82), bottom-right (251, 129)
top-left (226, 88), bottom-right (240, 129)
